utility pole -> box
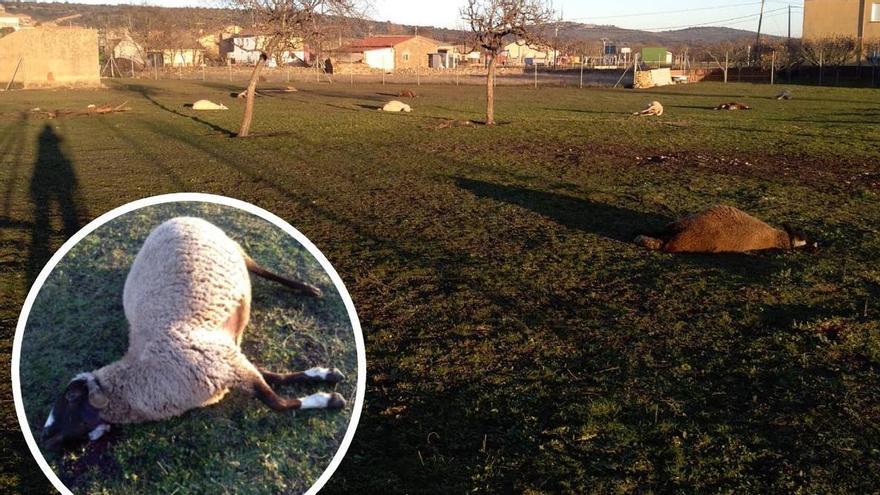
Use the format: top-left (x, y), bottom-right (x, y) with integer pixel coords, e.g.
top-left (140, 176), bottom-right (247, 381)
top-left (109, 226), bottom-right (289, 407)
top-left (755, 0), bottom-right (766, 65)
top-left (553, 11), bottom-right (561, 70)
top-left (857, 0), bottom-right (866, 66)
top-left (787, 4), bottom-right (792, 82)
top-left (787, 4), bottom-right (791, 43)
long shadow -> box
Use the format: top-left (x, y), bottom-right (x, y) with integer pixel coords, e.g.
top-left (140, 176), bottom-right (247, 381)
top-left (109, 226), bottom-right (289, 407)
top-left (126, 84), bottom-right (235, 136)
top-left (456, 177), bottom-right (670, 243)
top-left (455, 177), bottom-right (785, 279)
top-left (543, 108), bottom-right (627, 115)
top-left (0, 114), bottom-right (29, 217)
top-left (27, 125), bottom-right (88, 284)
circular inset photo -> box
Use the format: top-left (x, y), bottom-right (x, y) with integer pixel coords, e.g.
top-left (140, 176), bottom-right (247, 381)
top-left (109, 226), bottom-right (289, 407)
top-left (12, 194), bottom-right (365, 495)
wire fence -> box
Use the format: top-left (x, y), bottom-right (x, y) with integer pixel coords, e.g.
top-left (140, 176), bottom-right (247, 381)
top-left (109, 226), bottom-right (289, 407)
top-left (99, 58), bottom-right (880, 89)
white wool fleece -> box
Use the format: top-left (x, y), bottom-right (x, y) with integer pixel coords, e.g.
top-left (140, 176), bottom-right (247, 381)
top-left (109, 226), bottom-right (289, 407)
top-left (92, 217), bottom-right (255, 423)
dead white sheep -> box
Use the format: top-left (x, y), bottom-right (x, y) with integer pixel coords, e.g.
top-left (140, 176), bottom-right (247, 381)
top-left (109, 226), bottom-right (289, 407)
top-left (41, 217), bottom-right (345, 450)
top-left (633, 101), bottom-right (663, 116)
top-left (634, 205), bottom-right (816, 253)
top-left (380, 100), bottom-right (412, 112)
top-left (191, 100), bottom-right (228, 110)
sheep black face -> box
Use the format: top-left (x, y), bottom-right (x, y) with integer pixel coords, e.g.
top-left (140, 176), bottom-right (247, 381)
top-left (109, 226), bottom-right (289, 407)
top-left (42, 374), bottom-right (110, 451)
top-left (783, 224), bottom-right (819, 252)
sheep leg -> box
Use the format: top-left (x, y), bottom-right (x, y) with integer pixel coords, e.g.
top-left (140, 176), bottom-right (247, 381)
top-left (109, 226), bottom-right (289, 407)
top-left (251, 376), bottom-right (346, 411)
top-left (260, 367), bottom-right (345, 386)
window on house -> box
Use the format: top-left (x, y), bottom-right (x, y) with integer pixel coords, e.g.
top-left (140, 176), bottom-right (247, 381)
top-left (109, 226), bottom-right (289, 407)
top-left (403, 53), bottom-right (410, 61)
top-left (873, 3), bottom-right (880, 22)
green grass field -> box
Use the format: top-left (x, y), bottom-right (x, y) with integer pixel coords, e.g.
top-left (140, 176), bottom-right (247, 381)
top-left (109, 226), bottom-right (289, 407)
top-left (17, 201), bottom-right (358, 494)
top-left (1, 79), bottom-right (879, 494)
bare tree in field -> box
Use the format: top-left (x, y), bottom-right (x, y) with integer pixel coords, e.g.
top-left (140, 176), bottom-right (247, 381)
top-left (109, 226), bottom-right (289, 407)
top-left (227, 0), bottom-right (365, 137)
top-left (460, 0), bottom-right (554, 126)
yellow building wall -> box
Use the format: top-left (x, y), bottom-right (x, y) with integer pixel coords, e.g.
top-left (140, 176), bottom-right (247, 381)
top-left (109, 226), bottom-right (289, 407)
top-left (394, 36), bottom-right (439, 70)
top-left (804, 0), bottom-right (880, 39)
top-left (0, 27), bottom-right (100, 88)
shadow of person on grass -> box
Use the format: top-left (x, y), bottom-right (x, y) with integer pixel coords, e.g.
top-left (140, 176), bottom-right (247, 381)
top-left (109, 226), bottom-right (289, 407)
top-left (27, 125), bottom-right (88, 284)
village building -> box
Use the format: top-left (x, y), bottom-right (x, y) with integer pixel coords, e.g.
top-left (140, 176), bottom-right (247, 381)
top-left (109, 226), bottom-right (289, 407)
top-left (198, 25), bottom-right (242, 60)
top-left (803, 0), bottom-right (880, 39)
top-left (341, 35), bottom-right (440, 71)
top-left (0, 26), bottom-right (100, 87)
top-left (147, 46), bottom-right (205, 68)
top-left (502, 41), bottom-right (559, 66)
top-left (0, 5), bottom-right (33, 31)
top-left (223, 32), bottom-right (310, 67)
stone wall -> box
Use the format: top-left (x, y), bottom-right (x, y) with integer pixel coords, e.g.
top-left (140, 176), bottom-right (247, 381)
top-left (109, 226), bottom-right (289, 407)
top-left (0, 27), bottom-right (100, 88)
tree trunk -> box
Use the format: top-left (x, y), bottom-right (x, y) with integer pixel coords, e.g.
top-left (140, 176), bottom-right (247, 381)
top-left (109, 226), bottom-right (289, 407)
top-left (486, 55), bottom-right (497, 126)
top-left (238, 37), bottom-right (279, 138)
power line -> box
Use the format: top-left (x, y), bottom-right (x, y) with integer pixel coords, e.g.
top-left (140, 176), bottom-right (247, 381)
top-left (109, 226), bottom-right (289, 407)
top-left (640, 6), bottom-right (791, 32)
top-left (566, 1), bottom-right (766, 21)
top-left (566, 1), bottom-right (802, 22)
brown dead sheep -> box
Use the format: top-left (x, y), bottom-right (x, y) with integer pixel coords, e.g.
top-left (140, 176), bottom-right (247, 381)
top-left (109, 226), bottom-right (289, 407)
top-left (634, 205), bottom-right (815, 253)
top-left (398, 89), bottom-right (417, 98)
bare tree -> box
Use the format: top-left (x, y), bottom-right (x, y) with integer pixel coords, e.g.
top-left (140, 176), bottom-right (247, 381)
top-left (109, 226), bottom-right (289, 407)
top-left (227, 0), bottom-right (365, 137)
top-left (801, 36), bottom-right (857, 86)
top-left (698, 40), bottom-right (750, 83)
top-left (460, 0), bottom-right (554, 125)
top-left (864, 37), bottom-right (880, 87)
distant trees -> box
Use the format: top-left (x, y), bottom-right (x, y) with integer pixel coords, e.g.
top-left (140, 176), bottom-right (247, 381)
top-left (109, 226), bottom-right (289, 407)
top-left (862, 38), bottom-right (880, 86)
top-left (460, 0), bottom-right (554, 125)
top-left (801, 35), bottom-right (857, 85)
top-left (226, 0), bottom-right (365, 137)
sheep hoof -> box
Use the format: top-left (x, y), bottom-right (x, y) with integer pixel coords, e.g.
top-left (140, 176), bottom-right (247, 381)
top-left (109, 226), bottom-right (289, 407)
top-left (327, 392), bottom-right (346, 409)
top-left (326, 368), bottom-right (345, 384)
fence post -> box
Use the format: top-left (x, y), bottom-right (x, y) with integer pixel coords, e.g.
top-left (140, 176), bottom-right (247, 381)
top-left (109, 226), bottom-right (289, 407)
top-left (579, 55), bottom-right (584, 88)
top-left (534, 63), bottom-right (537, 89)
top-left (770, 51), bottom-right (775, 85)
top-left (819, 51), bottom-right (823, 86)
top-left (287, 66), bottom-right (290, 83)
top-left (202, 65), bottom-right (206, 81)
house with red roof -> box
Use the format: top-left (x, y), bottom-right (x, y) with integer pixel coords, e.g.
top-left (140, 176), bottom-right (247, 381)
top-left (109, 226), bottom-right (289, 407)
top-left (340, 34), bottom-right (440, 71)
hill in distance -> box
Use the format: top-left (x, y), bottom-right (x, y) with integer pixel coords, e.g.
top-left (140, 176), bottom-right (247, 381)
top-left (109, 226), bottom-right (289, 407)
top-left (3, 1), bottom-right (780, 47)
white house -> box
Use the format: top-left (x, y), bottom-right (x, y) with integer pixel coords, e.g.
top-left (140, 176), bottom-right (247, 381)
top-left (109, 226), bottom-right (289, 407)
top-left (111, 32), bottom-right (146, 66)
top-left (340, 35), bottom-right (440, 72)
top-left (502, 41), bottom-right (559, 66)
top-left (148, 48), bottom-right (205, 68)
top-left (363, 46), bottom-right (394, 71)
top-left (0, 5), bottom-right (32, 31)
top-left (225, 33), bottom-right (309, 67)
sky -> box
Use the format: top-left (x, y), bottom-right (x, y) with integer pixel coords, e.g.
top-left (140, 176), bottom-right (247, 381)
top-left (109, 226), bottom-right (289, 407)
top-left (46, 0), bottom-right (806, 37)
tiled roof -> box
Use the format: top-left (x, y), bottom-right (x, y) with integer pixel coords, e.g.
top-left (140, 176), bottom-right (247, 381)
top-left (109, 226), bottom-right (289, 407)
top-left (350, 35), bottom-right (414, 48)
